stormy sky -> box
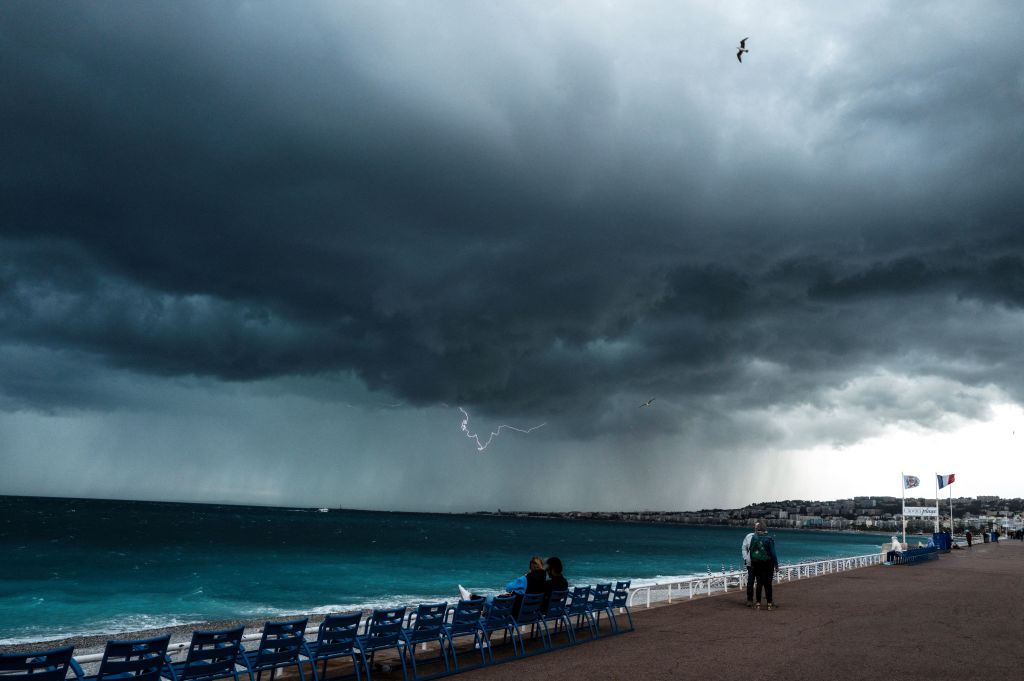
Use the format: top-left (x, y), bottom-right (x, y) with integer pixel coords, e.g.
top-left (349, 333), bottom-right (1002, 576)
top-left (2, 1), bottom-right (1022, 511)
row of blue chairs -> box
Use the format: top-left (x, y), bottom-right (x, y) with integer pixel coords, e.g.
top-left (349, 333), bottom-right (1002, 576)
top-left (1, 582), bottom-right (634, 681)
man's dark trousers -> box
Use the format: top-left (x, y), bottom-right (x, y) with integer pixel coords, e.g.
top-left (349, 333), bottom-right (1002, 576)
top-left (746, 565), bottom-right (754, 602)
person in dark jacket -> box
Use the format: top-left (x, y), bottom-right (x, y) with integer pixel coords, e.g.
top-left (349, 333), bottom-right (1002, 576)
top-left (464, 555), bottom-right (546, 614)
top-left (542, 556), bottom-right (569, 610)
top-left (507, 555), bottom-right (546, 617)
top-left (749, 526), bottom-right (779, 610)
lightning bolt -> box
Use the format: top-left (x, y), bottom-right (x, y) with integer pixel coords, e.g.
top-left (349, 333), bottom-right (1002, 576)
top-left (458, 407), bottom-right (546, 452)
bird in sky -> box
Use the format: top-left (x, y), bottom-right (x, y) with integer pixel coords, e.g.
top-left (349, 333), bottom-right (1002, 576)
top-left (737, 37), bottom-right (749, 63)
top-left (640, 397), bottom-right (656, 408)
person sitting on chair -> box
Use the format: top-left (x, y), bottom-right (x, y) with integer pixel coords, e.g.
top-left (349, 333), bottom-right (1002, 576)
top-left (460, 555), bottom-right (546, 615)
top-left (542, 556), bottom-right (568, 610)
top-left (507, 555), bottom-right (546, 616)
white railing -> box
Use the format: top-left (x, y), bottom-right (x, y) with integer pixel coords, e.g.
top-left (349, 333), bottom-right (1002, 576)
top-left (626, 552), bottom-right (885, 609)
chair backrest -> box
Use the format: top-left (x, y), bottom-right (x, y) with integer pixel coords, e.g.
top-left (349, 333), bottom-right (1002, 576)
top-left (445, 598), bottom-right (485, 636)
top-left (513, 593), bottom-right (544, 625)
top-left (252, 619), bottom-right (308, 666)
top-left (97, 635), bottom-right (171, 681)
top-left (179, 627), bottom-right (245, 681)
top-left (313, 613), bottom-right (361, 657)
top-left (362, 608), bottom-right (407, 649)
top-left (543, 590), bottom-right (569, 617)
top-left (611, 580), bottom-right (631, 608)
top-left (0, 646), bottom-right (75, 681)
top-left (407, 603), bottom-right (447, 635)
top-left (565, 586), bottom-right (591, 616)
top-left (480, 595), bottom-right (515, 630)
top-left (591, 583), bottom-right (612, 607)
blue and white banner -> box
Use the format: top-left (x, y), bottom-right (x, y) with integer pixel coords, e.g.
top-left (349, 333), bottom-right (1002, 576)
top-left (903, 475), bottom-right (920, 489)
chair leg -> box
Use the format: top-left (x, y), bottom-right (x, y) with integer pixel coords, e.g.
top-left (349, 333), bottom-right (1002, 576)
top-left (350, 653), bottom-right (363, 681)
top-left (357, 651), bottom-right (370, 681)
top-left (405, 644), bottom-right (418, 681)
top-left (605, 608), bottom-right (619, 634)
top-left (296, 661), bottom-right (307, 681)
top-left (480, 632), bottom-right (492, 665)
top-left (510, 626), bottom-right (524, 657)
top-left (439, 636), bottom-right (451, 673)
top-left (396, 644), bottom-right (409, 681)
top-left (537, 620), bottom-right (551, 649)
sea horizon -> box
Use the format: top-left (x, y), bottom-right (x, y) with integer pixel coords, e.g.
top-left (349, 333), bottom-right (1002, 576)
top-left (4, 491), bottom-right (1001, 517)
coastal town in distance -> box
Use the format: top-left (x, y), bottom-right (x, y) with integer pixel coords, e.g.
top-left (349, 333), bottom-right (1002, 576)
top-left (479, 495), bottom-right (1024, 534)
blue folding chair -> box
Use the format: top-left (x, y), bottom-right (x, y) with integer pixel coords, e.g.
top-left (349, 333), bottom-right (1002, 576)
top-left (400, 603), bottom-right (449, 680)
top-left (162, 627), bottom-right (249, 681)
top-left (609, 580), bottom-right (634, 632)
top-left (79, 635), bottom-right (173, 681)
top-left (306, 613), bottom-right (364, 681)
top-left (509, 593), bottom-right (549, 655)
top-left (355, 608), bottom-right (408, 681)
top-left (240, 619), bottom-right (311, 681)
top-left (565, 586), bottom-right (597, 641)
top-left (588, 583), bottom-right (614, 635)
top-left (476, 595), bottom-right (518, 663)
top-left (539, 590), bottom-right (574, 646)
top-left (0, 645), bottom-right (78, 681)
top-left (440, 598), bottom-right (487, 672)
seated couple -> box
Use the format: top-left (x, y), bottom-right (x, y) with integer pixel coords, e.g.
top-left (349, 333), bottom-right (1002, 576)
top-left (459, 555), bottom-right (568, 615)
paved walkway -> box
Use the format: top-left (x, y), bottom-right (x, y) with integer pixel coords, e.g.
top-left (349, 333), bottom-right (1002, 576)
top-left (460, 541), bottom-right (1024, 681)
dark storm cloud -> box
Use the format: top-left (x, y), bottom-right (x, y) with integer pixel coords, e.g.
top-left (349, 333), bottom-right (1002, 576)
top-left (2, 1), bottom-right (1023, 437)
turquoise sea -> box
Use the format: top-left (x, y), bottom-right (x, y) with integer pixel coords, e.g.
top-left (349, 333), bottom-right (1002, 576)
top-left (0, 496), bottom-right (887, 644)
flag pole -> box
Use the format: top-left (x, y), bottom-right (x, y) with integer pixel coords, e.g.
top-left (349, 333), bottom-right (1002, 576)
top-left (949, 482), bottom-right (954, 534)
top-left (934, 473), bottom-right (940, 533)
top-left (901, 472), bottom-right (906, 544)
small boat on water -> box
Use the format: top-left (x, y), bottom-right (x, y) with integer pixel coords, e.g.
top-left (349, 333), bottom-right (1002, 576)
top-left (316, 507), bottom-right (329, 513)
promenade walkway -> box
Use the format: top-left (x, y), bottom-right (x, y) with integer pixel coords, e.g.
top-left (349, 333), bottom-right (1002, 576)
top-left (462, 541), bottom-right (1024, 681)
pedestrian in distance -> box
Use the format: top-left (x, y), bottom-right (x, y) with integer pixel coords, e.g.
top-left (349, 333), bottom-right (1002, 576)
top-left (741, 521), bottom-right (765, 607)
top-left (748, 522), bottom-right (779, 610)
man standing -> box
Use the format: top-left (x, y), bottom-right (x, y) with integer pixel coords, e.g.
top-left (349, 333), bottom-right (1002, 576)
top-left (741, 522), bottom-right (762, 607)
top-left (749, 524), bottom-right (779, 610)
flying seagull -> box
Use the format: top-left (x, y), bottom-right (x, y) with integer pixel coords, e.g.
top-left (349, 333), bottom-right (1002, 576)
top-left (640, 397), bottom-right (656, 408)
top-left (737, 37), bottom-right (749, 63)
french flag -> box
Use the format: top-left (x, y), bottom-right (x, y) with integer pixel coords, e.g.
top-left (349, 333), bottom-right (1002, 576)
top-left (937, 473), bottom-right (955, 489)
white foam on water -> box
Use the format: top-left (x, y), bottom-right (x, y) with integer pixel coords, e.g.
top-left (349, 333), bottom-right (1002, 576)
top-left (0, 615), bottom-right (205, 646)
